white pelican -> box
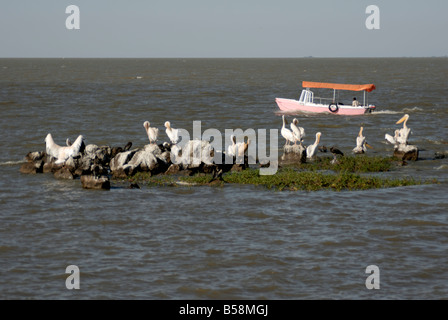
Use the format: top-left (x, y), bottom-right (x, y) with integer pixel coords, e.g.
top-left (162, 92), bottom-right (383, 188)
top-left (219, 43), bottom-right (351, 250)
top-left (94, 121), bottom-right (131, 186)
top-left (238, 138), bottom-right (250, 157)
top-left (227, 135), bottom-right (249, 157)
top-left (143, 121), bottom-right (159, 144)
top-left (291, 118), bottom-right (305, 143)
top-left (164, 121), bottom-right (179, 144)
top-left (45, 133), bottom-right (84, 165)
top-left (396, 114), bottom-right (411, 145)
top-left (306, 132), bottom-right (321, 159)
top-left (227, 135), bottom-right (238, 156)
top-left (281, 115), bottom-right (295, 146)
top-left (385, 129), bottom-right (400, 146)
top-left (352, 127), bottom-right (373, 154)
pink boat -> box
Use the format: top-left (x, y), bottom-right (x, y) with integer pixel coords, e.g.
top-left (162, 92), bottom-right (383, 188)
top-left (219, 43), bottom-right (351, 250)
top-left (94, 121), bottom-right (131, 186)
top-left (276, 81), bottom-right (377, 115)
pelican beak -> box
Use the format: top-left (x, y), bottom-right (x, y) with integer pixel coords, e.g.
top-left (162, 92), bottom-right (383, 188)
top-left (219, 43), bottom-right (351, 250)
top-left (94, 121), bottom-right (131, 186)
top-left (317, 132), bottom-right (321, 144)
top-left (358, 127), bottom-right (363, 137)
top-left (366, 142), bottom-right (373, 149)
top-left (396, 114), bottom-right (408, 124)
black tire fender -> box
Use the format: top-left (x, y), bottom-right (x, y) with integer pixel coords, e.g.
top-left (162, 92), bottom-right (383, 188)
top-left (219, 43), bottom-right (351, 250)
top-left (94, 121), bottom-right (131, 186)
top-left (329, 103), bottom-right (339, 113)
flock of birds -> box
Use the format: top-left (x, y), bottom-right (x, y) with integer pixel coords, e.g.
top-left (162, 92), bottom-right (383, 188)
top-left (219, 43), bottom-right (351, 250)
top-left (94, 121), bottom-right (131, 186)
top-left (44, 113), bottom-right (412, 166)
top-left (280, 113), bottom-right (412, 163)
top-left (281, 114), bottom-right (343, 162)
top-left (143, 120), bottom-right (250, 157)
top-left (143, 120), bottom-right (181, 146)
top-left (280, 115), bottom-right (322, 158)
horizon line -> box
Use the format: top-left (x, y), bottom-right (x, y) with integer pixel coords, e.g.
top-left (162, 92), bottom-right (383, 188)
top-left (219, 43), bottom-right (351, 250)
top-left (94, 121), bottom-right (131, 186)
top-left (1, 55), bottom-right (447, 59)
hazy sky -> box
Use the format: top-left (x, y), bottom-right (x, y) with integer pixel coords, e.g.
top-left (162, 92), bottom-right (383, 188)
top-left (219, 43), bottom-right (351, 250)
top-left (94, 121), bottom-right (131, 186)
top-left (1, 0), bottom-right (447, 58)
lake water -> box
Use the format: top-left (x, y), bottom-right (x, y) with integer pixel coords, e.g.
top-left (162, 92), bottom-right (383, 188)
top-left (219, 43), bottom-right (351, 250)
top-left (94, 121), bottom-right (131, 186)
top-left (0, 58), bottom-right (447, 299)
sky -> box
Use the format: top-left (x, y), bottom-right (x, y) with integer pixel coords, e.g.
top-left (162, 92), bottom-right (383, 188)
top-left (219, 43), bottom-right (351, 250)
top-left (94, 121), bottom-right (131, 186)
top-left (0, 0), bottom-right (447, 58)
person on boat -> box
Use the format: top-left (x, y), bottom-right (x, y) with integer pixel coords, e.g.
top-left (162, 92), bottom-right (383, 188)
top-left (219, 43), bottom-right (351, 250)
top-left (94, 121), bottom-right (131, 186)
top-left (352, 97), bottom-right (360, 107)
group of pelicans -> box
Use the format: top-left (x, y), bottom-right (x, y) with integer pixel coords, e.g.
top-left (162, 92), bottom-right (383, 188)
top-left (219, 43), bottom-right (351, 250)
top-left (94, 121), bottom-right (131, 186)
top-left (144, 120), bottom-right (250, 158)
top-left (45, 113), bottom-right (411, 166)
top-left (280, 113), bottom-right (412, 163)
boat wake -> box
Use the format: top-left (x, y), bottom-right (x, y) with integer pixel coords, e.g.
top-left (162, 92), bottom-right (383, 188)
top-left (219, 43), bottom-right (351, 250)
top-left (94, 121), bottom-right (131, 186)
top-left (371, 110), bottom-right (401, 115)
top-left (402, 107), bottom-right (424, 112)
top-left (274, 110), bottom-right (323, 118)
top-left (425, 139), bottom-right (448, 145)
top-left (0, 160), bottom-right (26, 166)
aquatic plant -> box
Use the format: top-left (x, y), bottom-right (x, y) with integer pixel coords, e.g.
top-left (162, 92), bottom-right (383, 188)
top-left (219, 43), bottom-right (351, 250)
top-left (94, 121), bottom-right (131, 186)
top-left (125, 155), bottom-right (436, 191)
top-left (293, 155), bottom-right (394, 173)
top-left (177, 167), bottom-right (429, 191)
top-left (220, 168), bottom-right (425, 191)
top-left (129, 171), bottom-right (177, 187)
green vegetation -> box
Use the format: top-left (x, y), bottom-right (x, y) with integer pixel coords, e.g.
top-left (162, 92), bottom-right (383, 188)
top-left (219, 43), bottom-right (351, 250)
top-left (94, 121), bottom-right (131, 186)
top-left (125, 156), bottom-right (437, 191)
top-left (290, 155), bottom-right (394, 173)
top-left (181, 167), bottom-right (425, 191)
top-left (128, 171), bottom-right (178, 187)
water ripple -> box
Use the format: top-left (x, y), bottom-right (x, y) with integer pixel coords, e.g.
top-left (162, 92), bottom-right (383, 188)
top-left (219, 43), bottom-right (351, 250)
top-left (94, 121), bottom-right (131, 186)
top-left (1, 58), bottom-right (447, 299)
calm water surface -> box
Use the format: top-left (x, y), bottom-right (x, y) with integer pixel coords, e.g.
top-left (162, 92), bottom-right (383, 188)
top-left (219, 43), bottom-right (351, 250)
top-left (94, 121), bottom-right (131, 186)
top-left (0, 58), bottom-right (447, 299)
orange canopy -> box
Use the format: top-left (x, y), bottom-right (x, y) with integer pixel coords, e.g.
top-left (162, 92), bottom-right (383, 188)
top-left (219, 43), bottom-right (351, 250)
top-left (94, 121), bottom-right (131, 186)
top-left (302, 81), bottom-right (376, 92)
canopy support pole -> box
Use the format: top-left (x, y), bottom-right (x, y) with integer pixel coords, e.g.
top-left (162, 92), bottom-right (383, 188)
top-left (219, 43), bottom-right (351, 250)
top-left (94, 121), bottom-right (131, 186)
top-left (363, 91), bottom-right (366, 106)
top-left (333, 89), bottom-right (336, 103)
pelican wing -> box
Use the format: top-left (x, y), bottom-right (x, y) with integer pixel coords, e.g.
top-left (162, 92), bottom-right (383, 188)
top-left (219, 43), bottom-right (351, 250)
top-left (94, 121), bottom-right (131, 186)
top-left (167, 127), bottom-right (179, 144)
top-left (307, 132), bottom-right (321, 158)
top-left (45, 133), bottom-right (62, 160)
top-left (70, 135), bottom-right (84, 154)
top-left (53, 135), bottom-right (84, 164)
top-left (299, 127), bottom-right (305, 140)
top-left (306, 144), bottom-right (317, 158)
top-left (385, 133), bottom-right (397, 145)
top-left (227, 144), bottom-right (236, 157)
top-left (398, 127), bottom-right (411, 144)
top-left (290, 123), bottom-right (301, 143)
top-left (356, 136), bottom-right (365, 148)
top-left (281, 127), bottom-right (295, 144)
top-left (148, 127), bottom-right (159, 143)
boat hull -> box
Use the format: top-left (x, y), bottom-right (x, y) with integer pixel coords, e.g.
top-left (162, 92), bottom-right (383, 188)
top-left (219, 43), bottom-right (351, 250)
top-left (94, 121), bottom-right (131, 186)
top-left (276, 98), bottom-right (374, 115)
